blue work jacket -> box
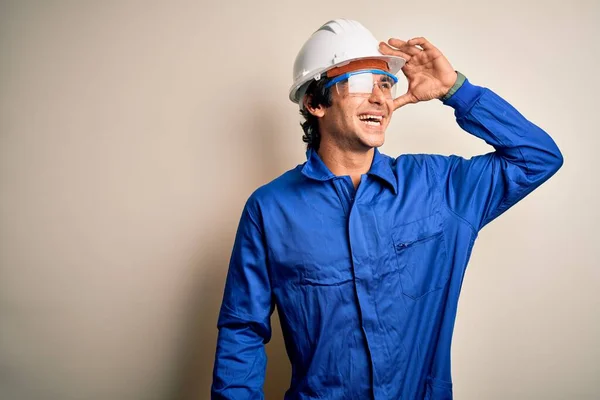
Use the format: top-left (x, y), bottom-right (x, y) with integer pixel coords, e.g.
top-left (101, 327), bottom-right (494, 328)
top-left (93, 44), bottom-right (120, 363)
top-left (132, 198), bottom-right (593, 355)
top-left (211, 77), bottom-right (563, 399)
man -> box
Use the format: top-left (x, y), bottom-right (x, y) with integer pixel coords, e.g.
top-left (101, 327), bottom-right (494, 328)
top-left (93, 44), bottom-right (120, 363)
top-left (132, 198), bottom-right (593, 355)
top-left (211, 19), bottom-right (563, 399)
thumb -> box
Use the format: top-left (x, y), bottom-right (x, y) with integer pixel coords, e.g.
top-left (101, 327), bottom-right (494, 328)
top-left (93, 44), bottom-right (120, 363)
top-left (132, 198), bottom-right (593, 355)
top-left (393, 93), bottom-right (417, 110)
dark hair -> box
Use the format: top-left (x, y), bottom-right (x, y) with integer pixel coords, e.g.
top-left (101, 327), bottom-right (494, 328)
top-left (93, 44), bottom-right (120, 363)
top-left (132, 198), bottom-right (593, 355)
top-left (299, 78), bottom-right (333, 151)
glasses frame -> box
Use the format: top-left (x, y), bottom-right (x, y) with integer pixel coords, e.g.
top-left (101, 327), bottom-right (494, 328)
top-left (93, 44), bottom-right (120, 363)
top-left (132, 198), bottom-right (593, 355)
top-left (324, 69), bottom-right (399, 98)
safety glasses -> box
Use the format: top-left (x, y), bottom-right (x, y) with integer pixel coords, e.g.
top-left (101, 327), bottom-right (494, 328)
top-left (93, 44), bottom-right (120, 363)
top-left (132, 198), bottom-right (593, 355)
top-left (324, 69), bottom-right (398, 99)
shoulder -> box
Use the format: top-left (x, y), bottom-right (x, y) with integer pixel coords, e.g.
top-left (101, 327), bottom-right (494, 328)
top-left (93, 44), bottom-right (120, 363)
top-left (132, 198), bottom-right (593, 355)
top-left (382, 151), bottom-right (456, 175)
top-left (394, 152), bottom-right (463, 174)
top-left (245, 164), bottom-right (305, 212)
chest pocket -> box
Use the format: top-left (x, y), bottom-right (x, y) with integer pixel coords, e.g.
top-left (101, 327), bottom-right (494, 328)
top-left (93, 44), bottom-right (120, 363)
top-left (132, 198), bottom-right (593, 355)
top-left (392, 212), bottom-right (449, 300)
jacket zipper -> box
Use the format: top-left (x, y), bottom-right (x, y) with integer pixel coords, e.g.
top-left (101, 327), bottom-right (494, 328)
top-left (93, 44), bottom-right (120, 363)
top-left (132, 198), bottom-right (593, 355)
top-left (395, 231), bottom-right (442, 252)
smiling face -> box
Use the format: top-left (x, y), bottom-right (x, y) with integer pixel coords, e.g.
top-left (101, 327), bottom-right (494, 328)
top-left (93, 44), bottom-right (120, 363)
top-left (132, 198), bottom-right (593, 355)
top-left (305, 72), bottom-right (396, 152)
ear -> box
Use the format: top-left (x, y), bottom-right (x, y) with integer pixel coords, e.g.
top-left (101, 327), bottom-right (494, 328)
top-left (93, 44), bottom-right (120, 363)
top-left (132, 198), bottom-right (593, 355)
top-left (303, 95), bottom-right (326, 118)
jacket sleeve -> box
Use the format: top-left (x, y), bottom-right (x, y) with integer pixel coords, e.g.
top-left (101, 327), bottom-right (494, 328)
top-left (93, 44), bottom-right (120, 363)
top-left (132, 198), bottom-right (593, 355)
top-left (211, 198), bottom-right (274, 399)
top-left (425, 76), bottom-right (564, 232)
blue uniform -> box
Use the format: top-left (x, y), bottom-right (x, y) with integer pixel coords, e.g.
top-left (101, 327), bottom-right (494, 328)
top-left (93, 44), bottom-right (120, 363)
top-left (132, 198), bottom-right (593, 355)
top-left (211, 77), bottom-right (563, 399)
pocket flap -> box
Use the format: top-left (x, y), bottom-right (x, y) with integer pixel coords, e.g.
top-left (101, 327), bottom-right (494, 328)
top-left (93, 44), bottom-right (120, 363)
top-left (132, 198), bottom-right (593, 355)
top-left (392, 212), bottom-right (444, 246)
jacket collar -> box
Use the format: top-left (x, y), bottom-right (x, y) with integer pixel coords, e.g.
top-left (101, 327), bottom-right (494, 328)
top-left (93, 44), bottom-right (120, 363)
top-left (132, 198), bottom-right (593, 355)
top-left (301, 147), bottom-right (397, 195)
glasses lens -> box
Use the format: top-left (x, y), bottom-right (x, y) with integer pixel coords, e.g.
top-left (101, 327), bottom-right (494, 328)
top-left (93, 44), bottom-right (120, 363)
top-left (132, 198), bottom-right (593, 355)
top-left (335, 72), bottom-right (397, 99)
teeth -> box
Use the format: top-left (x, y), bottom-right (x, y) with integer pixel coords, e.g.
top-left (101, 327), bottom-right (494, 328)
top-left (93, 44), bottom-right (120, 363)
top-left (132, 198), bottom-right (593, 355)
top-left (358, 114), bottom-right (383, 121)
top-left (358, 114), bottom-right (383, 126)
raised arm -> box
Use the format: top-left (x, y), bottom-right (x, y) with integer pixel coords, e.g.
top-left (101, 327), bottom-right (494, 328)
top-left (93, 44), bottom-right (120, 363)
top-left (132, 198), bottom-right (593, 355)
top-left (379, 37), bottom-right (563, 231)
top-left (426, 76), bottom-right (563, 231)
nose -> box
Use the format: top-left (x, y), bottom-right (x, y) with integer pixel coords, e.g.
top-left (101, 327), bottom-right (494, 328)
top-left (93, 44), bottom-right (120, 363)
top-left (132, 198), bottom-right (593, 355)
top-left (368, 83), bottom-right (385, 105)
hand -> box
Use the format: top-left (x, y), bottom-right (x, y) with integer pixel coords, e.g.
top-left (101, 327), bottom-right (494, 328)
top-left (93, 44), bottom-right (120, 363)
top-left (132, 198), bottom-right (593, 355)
top-left (379, 37), bottom-right (458, 110)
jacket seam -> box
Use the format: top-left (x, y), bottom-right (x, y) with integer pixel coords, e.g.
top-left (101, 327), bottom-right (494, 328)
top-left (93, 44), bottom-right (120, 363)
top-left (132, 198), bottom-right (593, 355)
top-left (465, 94), bottom-right (531, 178)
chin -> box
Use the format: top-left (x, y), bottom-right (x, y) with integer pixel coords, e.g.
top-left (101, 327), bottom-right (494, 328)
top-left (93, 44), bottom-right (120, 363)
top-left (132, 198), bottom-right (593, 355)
top-left (359, 135), bottom-right (385, 149)
top-left (367, 130), bottom-right (386, 144)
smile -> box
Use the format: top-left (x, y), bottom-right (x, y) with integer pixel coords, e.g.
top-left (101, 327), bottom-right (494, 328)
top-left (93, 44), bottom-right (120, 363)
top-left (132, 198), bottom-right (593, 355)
top-left (358, 114), bottom-right (383, 126)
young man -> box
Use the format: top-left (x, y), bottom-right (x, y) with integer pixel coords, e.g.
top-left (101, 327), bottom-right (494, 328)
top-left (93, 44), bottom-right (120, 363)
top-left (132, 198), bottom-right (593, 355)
top-left (211, 19), bottom-right (563, 399)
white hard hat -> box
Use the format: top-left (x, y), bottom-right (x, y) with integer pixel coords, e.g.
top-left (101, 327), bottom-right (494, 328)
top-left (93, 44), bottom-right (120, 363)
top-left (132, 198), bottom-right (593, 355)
top-left (289, 19), bottom-right (406, 105)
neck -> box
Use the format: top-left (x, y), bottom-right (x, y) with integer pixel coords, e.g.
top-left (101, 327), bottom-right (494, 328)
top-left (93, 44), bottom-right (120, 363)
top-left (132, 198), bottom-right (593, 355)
top-left (317, 139), bottom-right (374, 189)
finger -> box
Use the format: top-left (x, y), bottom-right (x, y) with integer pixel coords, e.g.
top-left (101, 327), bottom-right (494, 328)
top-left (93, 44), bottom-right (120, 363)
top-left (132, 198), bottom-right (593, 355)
top-left (407, 37), bottom-right (436, 51)
top-left (393, 93), bottom-right (417, 110)
top-left (387, 38), bottom-right (422, 56)
top-left (386, 38), bottom-right (407, 47)
top-left (379, 42), bottom-right (412, 61)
